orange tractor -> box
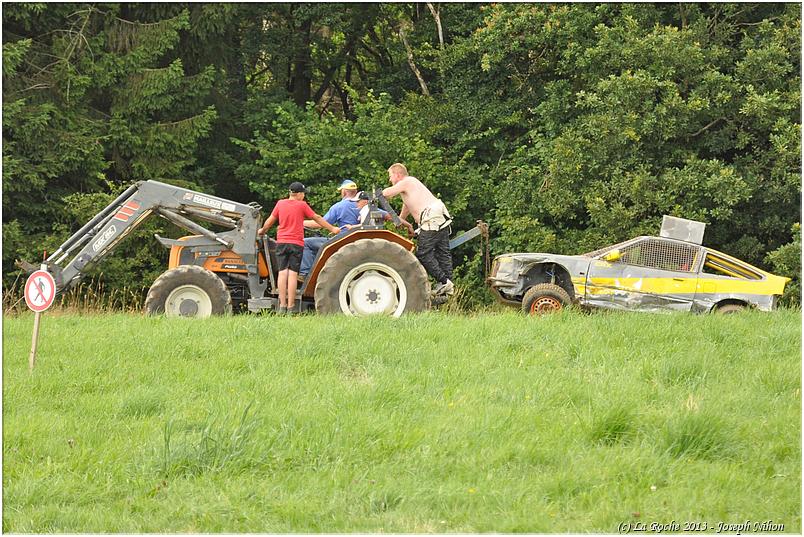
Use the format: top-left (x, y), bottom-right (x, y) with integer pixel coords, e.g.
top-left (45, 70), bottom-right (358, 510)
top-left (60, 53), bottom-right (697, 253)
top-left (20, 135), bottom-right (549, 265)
top-left (23, 180), bottom-right (487, 317)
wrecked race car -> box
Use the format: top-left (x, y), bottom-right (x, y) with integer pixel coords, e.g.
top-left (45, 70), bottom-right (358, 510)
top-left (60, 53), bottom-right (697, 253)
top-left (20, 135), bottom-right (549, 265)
top-left (488, 216), bottom-right (790, 315)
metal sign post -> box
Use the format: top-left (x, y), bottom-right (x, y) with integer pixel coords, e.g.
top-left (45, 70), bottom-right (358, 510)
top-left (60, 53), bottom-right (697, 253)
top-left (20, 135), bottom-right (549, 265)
top-left (24, 262), bottom-right (56, 372)
top-left (29, 309), bottom-right (42, 372)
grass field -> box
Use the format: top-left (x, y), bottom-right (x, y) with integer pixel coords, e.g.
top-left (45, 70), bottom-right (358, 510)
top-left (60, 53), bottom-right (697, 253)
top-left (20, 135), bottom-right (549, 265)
top-left (2, 309), bottom-right (801, 533)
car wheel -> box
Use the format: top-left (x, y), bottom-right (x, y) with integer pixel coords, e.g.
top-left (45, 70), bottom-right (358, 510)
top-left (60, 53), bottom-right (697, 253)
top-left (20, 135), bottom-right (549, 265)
top-left (715, 303), bottom-right (746, 314)
top-left (522, 283), bottom-right (571, 315)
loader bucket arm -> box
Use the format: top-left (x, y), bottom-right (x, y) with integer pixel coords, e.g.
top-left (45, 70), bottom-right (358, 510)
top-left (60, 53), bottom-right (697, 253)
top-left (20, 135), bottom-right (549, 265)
top-left (449, 220), bottom-right (491, 277)
top-left (32, 180), bottom-right (264, 298)
top-left (371, 189), bottom-right (403, 226)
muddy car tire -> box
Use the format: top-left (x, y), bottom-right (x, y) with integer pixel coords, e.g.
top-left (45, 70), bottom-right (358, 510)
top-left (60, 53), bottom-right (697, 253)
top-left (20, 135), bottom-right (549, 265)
top-left (715, 303), bottom-right (746, 314)
top-left (522, 283), bottom-right (571, 315)
top-left (145, 265), bottom-right (232, 318)
top-left (315, 238), bottom-right (430, 316)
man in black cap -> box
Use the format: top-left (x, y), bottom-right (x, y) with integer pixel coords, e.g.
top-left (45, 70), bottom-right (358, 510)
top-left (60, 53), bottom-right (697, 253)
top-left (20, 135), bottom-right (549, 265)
top-left (258, 182), bottom-right (339, 314)
top-left (346, 191), bottom-right (413, 235)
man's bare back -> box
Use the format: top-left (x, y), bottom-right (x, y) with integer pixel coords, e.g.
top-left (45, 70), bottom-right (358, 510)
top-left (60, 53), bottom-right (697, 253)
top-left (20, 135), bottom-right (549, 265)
top-left (382, 163), bottom-right (454, 294)
top-left (382, 175), bottom-right (438, 223)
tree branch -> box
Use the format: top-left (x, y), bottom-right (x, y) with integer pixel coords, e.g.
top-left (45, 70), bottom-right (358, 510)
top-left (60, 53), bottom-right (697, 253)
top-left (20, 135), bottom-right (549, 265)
top-left (360, 39), bottom-right (386, 67)
top-left (312, 34), bottom-right (358, 105)
top-left (246, 64), bottom-right (273, 87)
top-left (688, 117), bottom-right (725, 138)
top-left (736, 18), bottom-right (780, 27)
top-left (426, 2), bottom-right (444, 49)
top-left (399, 24), bottom-right (429, 96)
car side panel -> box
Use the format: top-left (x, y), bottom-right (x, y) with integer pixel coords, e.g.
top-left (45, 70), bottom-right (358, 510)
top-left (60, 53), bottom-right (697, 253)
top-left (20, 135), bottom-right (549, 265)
top-left (585, 261), bottom-right (697, 312)
top-left (489, 240), bottom-right (789, 314)
top-left (693, 273), bottom-right (785, 312)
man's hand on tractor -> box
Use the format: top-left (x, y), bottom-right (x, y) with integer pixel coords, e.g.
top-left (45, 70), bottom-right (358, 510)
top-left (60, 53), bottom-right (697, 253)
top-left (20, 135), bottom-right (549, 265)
top-left (401, 221), bottom-right (415, 237)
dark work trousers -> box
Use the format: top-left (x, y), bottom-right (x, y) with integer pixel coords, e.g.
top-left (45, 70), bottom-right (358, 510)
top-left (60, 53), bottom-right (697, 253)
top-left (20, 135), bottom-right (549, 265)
top-left (416, 228), bottom-right (453, 284)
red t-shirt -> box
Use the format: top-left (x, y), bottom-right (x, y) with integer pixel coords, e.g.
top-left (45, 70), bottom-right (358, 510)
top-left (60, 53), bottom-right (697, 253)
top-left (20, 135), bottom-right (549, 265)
top-left (270, 199), bottom-right (316, 246)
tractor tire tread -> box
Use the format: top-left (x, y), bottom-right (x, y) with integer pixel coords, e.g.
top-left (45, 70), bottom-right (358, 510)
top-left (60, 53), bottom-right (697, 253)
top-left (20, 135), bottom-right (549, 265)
top-left (144, 265), bottom-right (232, 317)
top-left (315, 238), bottom-right (430, 315)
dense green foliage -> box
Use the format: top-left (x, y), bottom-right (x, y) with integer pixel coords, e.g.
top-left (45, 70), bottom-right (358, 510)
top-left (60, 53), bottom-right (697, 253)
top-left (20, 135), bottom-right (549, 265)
top-left (3, 3), bottom-right (800, 304)
top-left (3, 310), bottom-right (801, 531)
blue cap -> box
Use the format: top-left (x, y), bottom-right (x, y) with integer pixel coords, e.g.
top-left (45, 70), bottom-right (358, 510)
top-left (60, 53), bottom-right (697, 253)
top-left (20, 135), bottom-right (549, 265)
top-left (337, 179), bottom-right (358, 191)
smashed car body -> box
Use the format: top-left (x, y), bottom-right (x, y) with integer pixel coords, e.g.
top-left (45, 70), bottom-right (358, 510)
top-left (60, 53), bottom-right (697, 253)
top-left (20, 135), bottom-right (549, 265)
top-left (488, 216), bottom-right (790, 314)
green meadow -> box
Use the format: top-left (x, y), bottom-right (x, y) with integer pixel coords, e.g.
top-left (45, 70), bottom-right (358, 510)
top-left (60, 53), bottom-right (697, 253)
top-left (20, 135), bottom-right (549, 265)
top-left (3, 310), bottom-right (801, 533)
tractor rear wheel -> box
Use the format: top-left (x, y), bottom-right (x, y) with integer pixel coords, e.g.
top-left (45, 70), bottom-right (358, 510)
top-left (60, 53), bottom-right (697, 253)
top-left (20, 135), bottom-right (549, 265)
top-left (145, 265), bottom-right (232, 318)
top-left (314, 238), bottom-right (430, 316)
top-left (522, 283), bottom-right (571, 315)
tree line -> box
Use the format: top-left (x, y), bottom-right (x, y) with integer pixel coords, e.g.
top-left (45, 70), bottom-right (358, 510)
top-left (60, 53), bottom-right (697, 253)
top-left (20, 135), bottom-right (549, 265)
top-left (3, 3), bottom-right (800, 305)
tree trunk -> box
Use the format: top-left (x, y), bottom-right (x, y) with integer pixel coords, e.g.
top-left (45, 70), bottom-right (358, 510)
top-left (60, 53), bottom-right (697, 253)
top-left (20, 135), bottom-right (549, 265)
top-left (341, 58), bottom-right (353, 120)
top-left (292, 17), bottom-right (312, 106)
top-left (426, 3), bottom-right (444, 48)
top-left (399, 25), bottom-right (430, 96)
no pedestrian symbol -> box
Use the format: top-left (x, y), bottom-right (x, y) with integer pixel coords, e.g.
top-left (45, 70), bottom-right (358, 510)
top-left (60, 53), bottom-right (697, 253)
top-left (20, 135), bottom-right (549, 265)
top-left (25, 270), bottom-right (56, 313)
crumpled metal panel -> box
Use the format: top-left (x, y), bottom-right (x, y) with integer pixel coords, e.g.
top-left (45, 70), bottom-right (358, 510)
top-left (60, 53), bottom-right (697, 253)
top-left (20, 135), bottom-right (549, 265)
top-left (488, 236), bottom-right (788, 314)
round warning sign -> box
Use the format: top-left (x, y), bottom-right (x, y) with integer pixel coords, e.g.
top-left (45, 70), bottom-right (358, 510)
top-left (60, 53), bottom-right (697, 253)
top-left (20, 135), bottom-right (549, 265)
top-left (25, 270), bottom-right (56, 312)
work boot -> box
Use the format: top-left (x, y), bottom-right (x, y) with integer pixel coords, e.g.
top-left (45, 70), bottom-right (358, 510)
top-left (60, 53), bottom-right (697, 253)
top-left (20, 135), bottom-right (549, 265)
top-left (442, 279), bottom-right (455, 296)
top-left (431, 281), bottom-right (444, 296)
top-left (432, 279), bottom-right (455, 297)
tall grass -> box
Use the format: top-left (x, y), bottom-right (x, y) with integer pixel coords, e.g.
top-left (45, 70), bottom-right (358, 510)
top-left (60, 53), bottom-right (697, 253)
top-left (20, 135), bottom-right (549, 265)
top-left (2, 310), bottom-right (800, 532)
top-left (3, 275), bottom-right (146, 316)
top-left (2, 278), bottom-right (478, 316)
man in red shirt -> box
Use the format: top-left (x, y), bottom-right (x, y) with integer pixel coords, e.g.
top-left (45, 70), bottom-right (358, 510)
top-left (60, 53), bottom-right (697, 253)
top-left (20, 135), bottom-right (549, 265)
top-left (258, 182), bottom-right (339, 314)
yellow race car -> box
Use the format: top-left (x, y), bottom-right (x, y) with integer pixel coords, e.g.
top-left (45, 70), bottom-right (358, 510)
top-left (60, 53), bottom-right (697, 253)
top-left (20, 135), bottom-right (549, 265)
top-left (488, 216), bottom-right (790, 314)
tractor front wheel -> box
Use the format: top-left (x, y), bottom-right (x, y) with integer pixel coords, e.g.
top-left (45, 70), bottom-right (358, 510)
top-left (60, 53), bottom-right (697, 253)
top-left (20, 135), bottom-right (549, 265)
top-left (145, 265), bottom-right (232, 318)
top-left (314, 239), bottom-right (430, 316)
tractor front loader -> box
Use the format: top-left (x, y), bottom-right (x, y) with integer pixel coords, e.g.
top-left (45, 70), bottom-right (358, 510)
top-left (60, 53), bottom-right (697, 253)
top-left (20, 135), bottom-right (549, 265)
top-left (19, 180), bottom-right (487, 317)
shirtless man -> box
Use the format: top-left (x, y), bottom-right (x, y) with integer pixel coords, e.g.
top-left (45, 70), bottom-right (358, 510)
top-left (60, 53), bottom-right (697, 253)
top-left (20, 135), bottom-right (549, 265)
top-left (382, 163), bottom-right (454, 296)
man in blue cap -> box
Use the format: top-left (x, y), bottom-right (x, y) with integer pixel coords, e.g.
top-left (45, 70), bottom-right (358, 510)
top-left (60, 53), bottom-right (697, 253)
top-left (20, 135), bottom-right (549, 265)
top-left (299, 179), bottom-right (362, 277)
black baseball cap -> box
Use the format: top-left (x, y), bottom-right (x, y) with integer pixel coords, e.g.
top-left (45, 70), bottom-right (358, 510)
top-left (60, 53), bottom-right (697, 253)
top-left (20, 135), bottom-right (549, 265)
top-left (356, 190), bottom-right (370, 201)
top-left (289, 181), bottom-right (307, 193)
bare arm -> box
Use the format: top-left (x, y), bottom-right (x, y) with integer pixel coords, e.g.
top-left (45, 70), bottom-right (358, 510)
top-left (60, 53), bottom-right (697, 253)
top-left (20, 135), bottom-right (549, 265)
top-left (312, 213), bottom-right (340, 234)
top-left (398, 203), bottom-right (410, 222)
top-left (382, 181), bottom-right (406, 199)
top-left (382, 212), bottom-right (414, 235)
top-left (303, 219), bottom-right (321, 229)
top-left (258, 214), bottom-right (277, 236)
top-left (399, 218), bottom-right (415, 235)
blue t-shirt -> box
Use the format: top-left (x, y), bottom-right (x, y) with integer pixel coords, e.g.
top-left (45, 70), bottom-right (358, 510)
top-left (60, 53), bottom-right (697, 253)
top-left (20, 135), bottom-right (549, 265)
top-left (322, 198), bottom-right (361, 229)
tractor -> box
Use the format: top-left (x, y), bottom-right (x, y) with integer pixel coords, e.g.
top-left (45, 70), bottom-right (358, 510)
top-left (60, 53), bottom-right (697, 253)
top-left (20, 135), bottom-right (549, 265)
top-left (20, 180), bottom-right (487, 317)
